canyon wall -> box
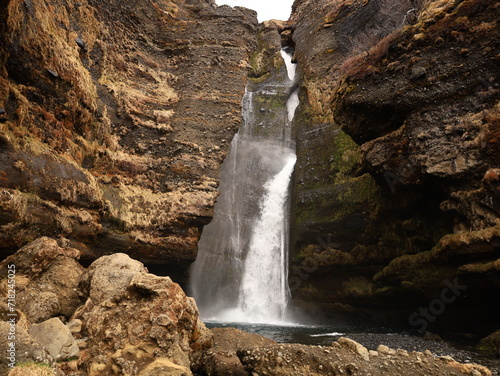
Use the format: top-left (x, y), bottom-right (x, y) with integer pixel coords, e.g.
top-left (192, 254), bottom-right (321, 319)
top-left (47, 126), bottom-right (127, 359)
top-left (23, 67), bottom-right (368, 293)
top-left (0, 0), bottom-right (498, 338)
top-left (0, 0), bottom-right (257, 278)
top-left (289, 0), bottom-right (499, 335)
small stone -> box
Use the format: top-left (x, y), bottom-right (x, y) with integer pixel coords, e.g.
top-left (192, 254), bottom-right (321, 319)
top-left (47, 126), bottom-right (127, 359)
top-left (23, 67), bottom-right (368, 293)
top-left (76, 338), bottom-right (88, 349)
top-left (397, 349), bottom-right (409, 357)
top-left (46, 69), bottom-right (59, 78)
top-left (67, 319), bottom-right (83, 334)
top-left (337, 337), bottom-right (370, 361)
top-left (439, 355), bottom-right (455, 362)
top-left (13, 160), bottom-right (27, 172)
top-left (75, 37), bottom-right (86, 50)
top-left (0, 108), bottom-right (5, 115)
top-left (410, 65), bottom-right (426, 80)
top-left (377, 345), bottom-right (391, 355)
top-left (138, 358), bottom-right (191, 376)
top-left (90, 363), bottom-right (107, 373)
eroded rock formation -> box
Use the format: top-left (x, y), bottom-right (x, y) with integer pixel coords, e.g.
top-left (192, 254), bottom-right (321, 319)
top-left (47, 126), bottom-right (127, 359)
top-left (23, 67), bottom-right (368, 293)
top-left (0, 0), bottom-right (258, 278)
top-left (289, 0), bottom-right (499, 335)
top-left (0, 0), bottom-right (498, 353)
top-left (0, 237), bottom-right (212, 375)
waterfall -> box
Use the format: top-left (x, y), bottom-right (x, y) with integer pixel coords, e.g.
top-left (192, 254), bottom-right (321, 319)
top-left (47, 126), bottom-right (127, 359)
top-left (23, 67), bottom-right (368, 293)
top-left (189, 49), bottom-right (298, 324)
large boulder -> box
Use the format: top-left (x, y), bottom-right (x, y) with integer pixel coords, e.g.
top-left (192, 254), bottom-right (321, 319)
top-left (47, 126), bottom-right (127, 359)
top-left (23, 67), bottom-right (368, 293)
top-left (78, 252), bottom-right (147, 304)
top-left (0, 237), bottom-right (80, 275)
top-left (0, 237), bottom-right (84, 322)
top-left (73, 271), bottom-right (212, 375)
top-left (21, 292), bottom-right (61, 324)
top-left (200, 327), bottom-right (276, 376)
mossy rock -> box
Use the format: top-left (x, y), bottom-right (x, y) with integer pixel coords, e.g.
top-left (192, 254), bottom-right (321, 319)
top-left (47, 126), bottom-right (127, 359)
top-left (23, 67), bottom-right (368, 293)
top-left (478, 330), bottom-right (500, 355)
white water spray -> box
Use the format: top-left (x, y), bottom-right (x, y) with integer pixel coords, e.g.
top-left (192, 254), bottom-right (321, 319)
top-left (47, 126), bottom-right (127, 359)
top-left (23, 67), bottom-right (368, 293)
top-left (189, 49), bottom-right (298, 324)
top-left (237, 154), bottom-right (297, 322)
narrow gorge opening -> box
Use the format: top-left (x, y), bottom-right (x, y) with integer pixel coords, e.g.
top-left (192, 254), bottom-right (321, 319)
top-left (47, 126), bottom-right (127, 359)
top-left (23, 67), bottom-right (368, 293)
top-left (189, 49), bottom-right (299, 324)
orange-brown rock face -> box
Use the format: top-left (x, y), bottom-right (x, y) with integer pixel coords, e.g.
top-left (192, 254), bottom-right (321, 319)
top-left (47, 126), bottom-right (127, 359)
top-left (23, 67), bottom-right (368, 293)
top-left (0, 0), bottom-right (257, 275)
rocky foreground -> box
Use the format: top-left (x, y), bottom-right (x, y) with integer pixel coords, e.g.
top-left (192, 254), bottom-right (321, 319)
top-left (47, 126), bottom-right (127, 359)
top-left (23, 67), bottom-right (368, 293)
top-left (0, 238), bottom-right (494, 375)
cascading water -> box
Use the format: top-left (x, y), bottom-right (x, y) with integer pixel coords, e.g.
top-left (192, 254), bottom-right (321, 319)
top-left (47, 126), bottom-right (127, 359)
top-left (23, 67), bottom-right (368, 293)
top-left (189, 48), bottom-right (299, 324)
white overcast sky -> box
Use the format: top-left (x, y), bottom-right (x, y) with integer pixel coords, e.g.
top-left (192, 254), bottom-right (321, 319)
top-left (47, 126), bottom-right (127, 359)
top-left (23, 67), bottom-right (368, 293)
top-left (215, 0), bottom-right (294, 22)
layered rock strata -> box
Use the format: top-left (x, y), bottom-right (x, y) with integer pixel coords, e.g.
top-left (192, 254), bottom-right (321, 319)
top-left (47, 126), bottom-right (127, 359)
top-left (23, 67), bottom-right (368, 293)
top-left (289, 0), bottom-right (500, 335)
top-left (0, 0), bottom-right (257, 277)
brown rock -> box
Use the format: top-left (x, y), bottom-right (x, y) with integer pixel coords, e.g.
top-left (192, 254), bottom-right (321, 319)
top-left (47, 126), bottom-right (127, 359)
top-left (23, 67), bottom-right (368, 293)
top-left (78, 252), bottom-right (147, 304)
top-left (73, 271), bottom-right (212, 374)
top-left (200, 327), bottom-right (276, 376)
top-left (0, 0), bottom-right (258, 279)
top-left (0, 237), bottom-right (85, 322)
top-left (0, 237), bottom-right (80, 276)
top-left (289, 0), bottom-right (500, 333)
top-left (237, 338), bottom-right (492, 376)
top-left (338, 336), bottom-right (370, 361)
top-left (138, 358), bottom-right (192, 376)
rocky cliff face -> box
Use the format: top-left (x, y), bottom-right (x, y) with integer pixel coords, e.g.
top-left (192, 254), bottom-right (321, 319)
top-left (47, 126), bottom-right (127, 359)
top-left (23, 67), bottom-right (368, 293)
top-left (289, 0), bottom-right (499, 335)
top-left (1, 0), bottom-right (498, 341)
top-left (0, 0), bottom-right (257, 278)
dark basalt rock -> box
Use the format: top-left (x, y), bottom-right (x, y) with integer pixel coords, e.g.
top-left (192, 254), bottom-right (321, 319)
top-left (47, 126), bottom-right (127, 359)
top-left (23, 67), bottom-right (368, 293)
top-left (289, 0), bottom-right (500, 336)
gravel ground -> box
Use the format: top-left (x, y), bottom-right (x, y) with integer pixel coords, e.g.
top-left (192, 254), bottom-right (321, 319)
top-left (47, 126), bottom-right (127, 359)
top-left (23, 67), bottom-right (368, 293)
top-left (207, 323), bottom-right (499, 374)
top-left (333, 332), bottom-right (500, 376)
